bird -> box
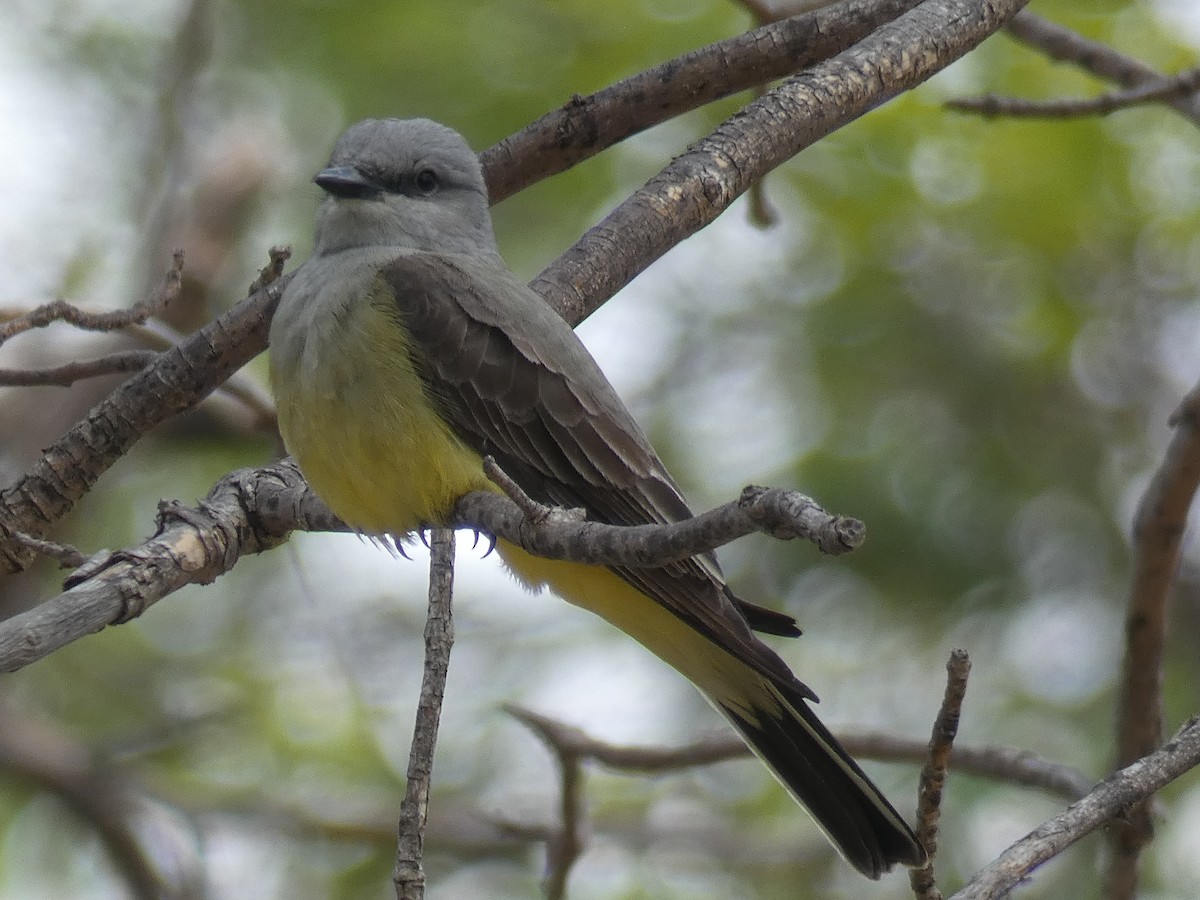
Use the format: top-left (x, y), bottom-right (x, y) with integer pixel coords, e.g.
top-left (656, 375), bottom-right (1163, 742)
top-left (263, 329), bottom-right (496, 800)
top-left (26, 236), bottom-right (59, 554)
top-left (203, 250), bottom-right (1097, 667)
top-left (268, 117), bottom-right (925, 878)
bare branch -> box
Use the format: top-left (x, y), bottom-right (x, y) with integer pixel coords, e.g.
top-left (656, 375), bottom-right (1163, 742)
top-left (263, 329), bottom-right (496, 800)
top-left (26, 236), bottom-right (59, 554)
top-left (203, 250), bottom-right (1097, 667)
top-left (1105, 379), bottom-right (1200, 896)
top-left (546, 756), bottom-right (586, 900)
top-left (0, 703), bottom-right (203, 899)
top-left (0, 268), bottom-right (287, 575)
top-left (468, 473), bottom-right (867, 564)
top-left (531, 0), bottom-right (1034, 326)
top-left (481, 0), bottom-right (925, 203)
top-left (0, 460), bottom-right (336, 672)
top-left (502, 695), bottom-right (1173, 896)
top-left (504, 707), bottom-right (590, 900)
top-left (480, 456), bottom-right (586, 528)
top-left (0, 317), bottom-right (275, 431)
top-left (501, 706), bottom-right (1093, 801)
top-left (394, 529), bottom-right (456, 900)
top-left (4, 529), bottom-right (86, 568)
top-left (248, 245), bottom-right (291, 294)
top-left (0, 350), bottom-right (160, 387)
top-left (471, 456), bottom-right (864, 566)
top-left (0, 461), bottom-right (859, 671)
top-left (843, 733), bottom-right (1093, 801)
top-left (952, 717), bottom-right (1200, 900)
top-left (505, 705), bottom-right (749, 772)
top-left (124, 318), bottom-right (279, 429)
top-left (946, 67), bottom-right (1200, 119)
top-left (0, 252), bottom-right (183, 347)
top-left (911, 649), bottom-right (971, 900)
top-left (1005, 11), bottom-right (1200, 127)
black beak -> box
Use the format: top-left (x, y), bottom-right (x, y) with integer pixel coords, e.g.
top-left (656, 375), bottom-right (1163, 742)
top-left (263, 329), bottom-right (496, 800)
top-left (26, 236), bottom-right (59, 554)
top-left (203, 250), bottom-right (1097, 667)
top-left (314, 165), bottom-right (383, 200)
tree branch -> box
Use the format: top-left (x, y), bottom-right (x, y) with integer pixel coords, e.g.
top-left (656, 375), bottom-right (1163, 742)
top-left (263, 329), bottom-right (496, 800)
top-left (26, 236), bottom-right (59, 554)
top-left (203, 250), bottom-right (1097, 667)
top-left (1004, 11), bottom-right (1200, 127)
top-left (499, 705), bottom-right (1094, 801)
top-left (503, 707), bottom-right (589, 900)
top-left (0, 460), bottom-right (861, 672)
top-left (0, 702), bottom-right (203, 899)
top-left (946, 67), bottom-right (1200, 119)
top-left (468, 455), bottom-right (864, 564)
top-left (0, 350), bottom-right (161, 387)
top-left (951, 717), bottom-right (1200, 900)
top-left (481, 0), bottom-right (925, 203)
top-left (0, 460), bottom-right (335, 671)
top-left (530, 0), bottom-right (1033, 325)
top-left (394, 529), bottom-right (456, 900)
top-left (0, 252), bottom-right (182, 347)
top-left (0, 260), bottom-right (289, 575)
top-left (844, 732), bottom-right (1094, 801)
top-left (911, 649), bottom-right (970, 900)
top-left (1106, 379), bottom-right (1200, 897)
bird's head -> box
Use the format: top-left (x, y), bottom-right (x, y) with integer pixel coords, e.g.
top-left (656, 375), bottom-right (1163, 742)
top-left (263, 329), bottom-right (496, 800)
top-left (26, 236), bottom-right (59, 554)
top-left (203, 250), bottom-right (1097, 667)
top-left (310, 118), bottom-right (499, 258)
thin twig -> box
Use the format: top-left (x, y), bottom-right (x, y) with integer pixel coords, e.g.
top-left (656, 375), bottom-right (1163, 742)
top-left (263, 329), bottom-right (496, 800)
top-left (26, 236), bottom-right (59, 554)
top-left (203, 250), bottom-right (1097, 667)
top-left (947, 67), bottom-right (1200, 119)
top-left (505, 705), bottom-right (749, 771)
top-left (470, 458), bottom-right (863, 564)
top-left (394, 529), bottom-right (456, 900)
top-left (4, 529), bottom-right (87, 568)
top-left (503, 707), bottom-right (589, 899)
top-left (0, 350), bottom-right (160, 387)
top-left (0, 252), bottom-right (183, 346)
top-left (0, 328), bottom-right (273, 430)
top-left (501, 705), bottom-right (1092, 800)
top-left (481, 456), bottom-right (578, 526)
top-left (1005, 11), bottom-right (1200, 127)
top-left (951, 717), bottom-right (1200, 900)
top-left (911, 649), bottom-right (971, 900)
top-left (248, 246), bottom-right (291, 293)
top-left (545, 753), bottom-right (586, 900)
top-left (842, 732), bottom-right (1093, 801)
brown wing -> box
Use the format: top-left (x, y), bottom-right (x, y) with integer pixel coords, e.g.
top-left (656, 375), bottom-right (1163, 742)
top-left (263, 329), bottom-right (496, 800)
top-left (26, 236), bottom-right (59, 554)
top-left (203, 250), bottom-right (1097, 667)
top-left (381, 251), bottom-right (806, 686)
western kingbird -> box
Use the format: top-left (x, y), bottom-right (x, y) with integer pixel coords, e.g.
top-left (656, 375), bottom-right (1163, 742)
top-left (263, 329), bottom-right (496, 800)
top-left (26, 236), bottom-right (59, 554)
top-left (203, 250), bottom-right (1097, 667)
top-left (269, 118), bottom-right (924, 878)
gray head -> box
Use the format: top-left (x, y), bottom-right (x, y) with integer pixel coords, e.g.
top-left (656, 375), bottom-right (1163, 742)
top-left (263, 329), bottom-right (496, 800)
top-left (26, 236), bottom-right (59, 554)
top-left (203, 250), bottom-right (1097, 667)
top-left (310, 118), bottom-right (499, 257)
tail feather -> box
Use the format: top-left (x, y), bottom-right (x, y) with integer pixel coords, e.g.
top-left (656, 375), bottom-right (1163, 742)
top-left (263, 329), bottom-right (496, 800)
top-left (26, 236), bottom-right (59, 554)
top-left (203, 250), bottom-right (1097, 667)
top-left (715, 682), bottom-right (926, 879)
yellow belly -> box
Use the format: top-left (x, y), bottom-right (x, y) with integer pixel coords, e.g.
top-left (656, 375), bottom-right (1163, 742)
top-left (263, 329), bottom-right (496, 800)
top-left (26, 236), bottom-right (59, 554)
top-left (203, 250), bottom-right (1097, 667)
top-left (284, 394), bottom-right (488, 535)
top-left (272, 287), bottom-right (490, 535)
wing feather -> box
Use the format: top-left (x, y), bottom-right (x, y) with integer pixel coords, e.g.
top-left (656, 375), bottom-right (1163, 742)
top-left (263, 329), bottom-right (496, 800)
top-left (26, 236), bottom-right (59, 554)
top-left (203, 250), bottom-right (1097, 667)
top-left (383, 251), bottom-right (802, 684)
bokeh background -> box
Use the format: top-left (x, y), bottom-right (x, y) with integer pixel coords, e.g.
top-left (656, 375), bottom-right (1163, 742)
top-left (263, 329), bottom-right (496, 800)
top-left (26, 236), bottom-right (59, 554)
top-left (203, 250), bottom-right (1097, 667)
top-left (2, 0), bottom-right (1200, 897)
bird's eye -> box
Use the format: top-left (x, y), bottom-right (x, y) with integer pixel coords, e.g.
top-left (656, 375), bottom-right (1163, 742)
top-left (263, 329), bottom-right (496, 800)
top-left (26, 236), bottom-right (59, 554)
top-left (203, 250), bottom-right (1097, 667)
top-left (414, 169), bottom-right (440, 195)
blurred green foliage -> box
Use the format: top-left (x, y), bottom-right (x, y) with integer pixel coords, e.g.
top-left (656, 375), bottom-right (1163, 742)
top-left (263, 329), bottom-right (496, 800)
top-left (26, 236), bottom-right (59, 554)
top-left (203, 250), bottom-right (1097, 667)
top-left (2, 0), bottom-right (1200, 897)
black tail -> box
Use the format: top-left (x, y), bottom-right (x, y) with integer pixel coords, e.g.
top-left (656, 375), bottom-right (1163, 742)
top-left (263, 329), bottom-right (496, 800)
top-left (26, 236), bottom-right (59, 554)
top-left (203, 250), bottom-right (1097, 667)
top-left (715, 681), bottom-right (926, 879)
